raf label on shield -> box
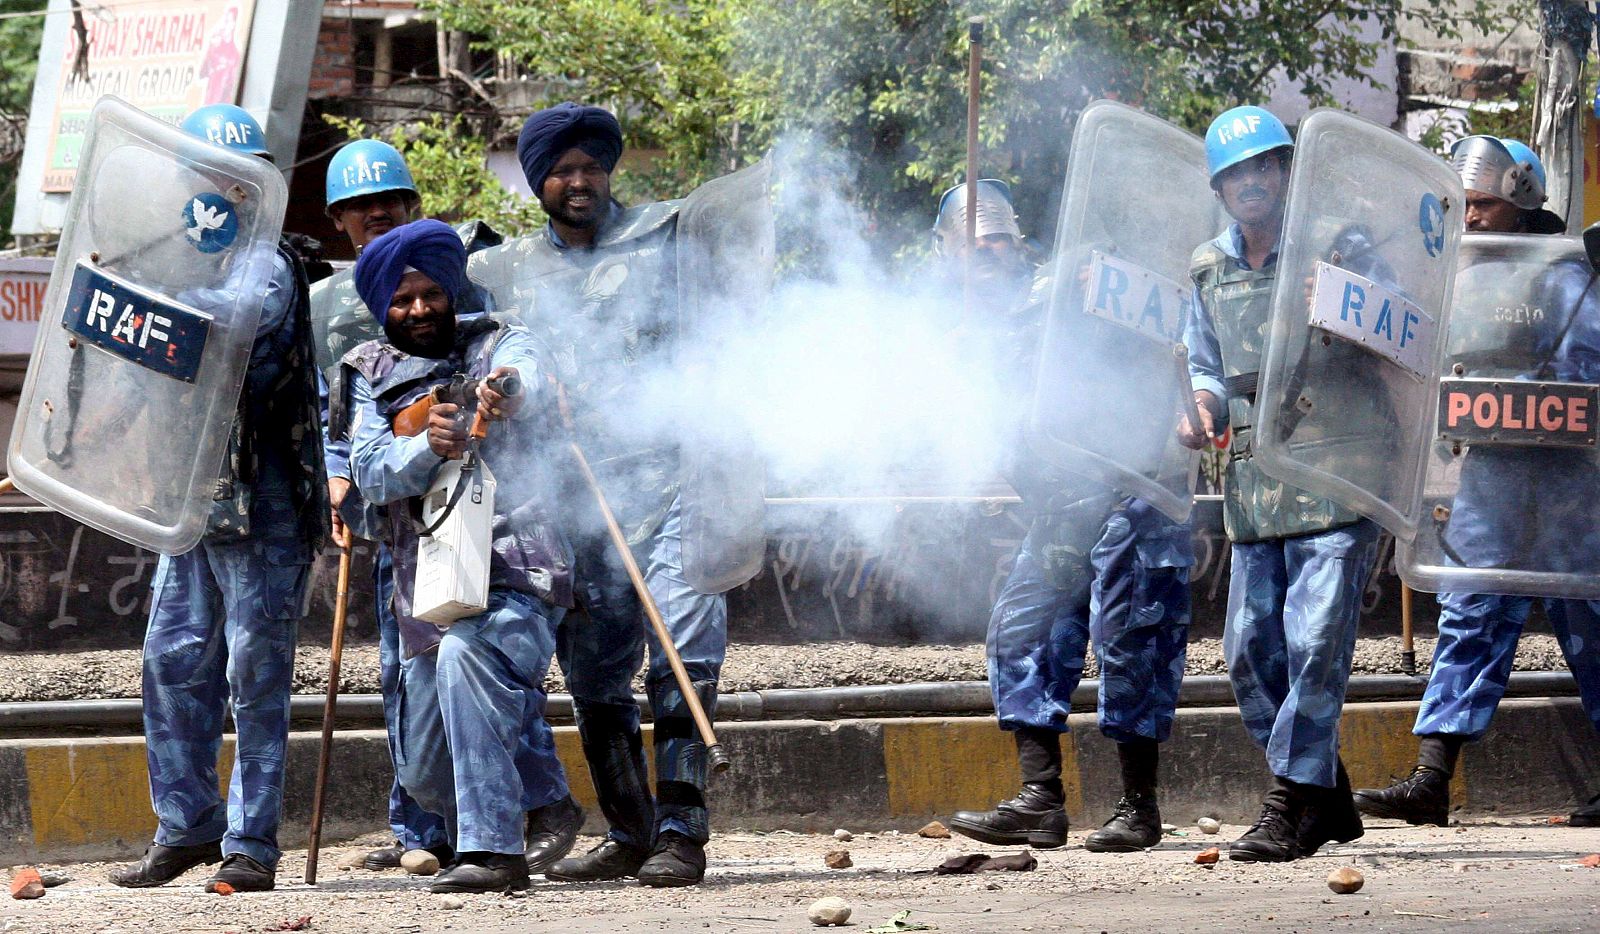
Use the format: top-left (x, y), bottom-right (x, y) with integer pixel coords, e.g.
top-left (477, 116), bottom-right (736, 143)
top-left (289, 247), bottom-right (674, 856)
top-left (1082, 251), bottom-right (1187, 345)
top-left (1438, 378), bottom-right (1596, 447)
top-left (62, 262), bottom-right (211, 383)
top-left (1308, 261), bottom-right (1435, 379)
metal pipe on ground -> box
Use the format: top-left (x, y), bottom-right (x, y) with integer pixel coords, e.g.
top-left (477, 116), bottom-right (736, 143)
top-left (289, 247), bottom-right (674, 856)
top-left (0, 672), bottom-right (1579, 733)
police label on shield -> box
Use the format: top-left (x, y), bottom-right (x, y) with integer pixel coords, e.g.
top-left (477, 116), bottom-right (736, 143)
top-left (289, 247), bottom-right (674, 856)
top-left (1180, 106), bottom-right (1381, 863)
top-left (110, 104), bottom-right (329, 893)
top-left (313, 140), bottom-right (584, 876)
top-left (344, 219), bottom-right (574, 894)
top-left (1358, 137), bottom-right (1600, 830)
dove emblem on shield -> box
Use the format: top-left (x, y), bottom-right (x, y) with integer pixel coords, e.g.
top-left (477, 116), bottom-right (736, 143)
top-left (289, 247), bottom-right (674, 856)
top-left (187, 198), bottom-right (228, 241)
top-left (183, 191), bottom-right (240, 254)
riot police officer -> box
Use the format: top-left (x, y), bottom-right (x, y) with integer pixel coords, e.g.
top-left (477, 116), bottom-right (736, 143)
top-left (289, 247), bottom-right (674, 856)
top-left (940, 179), bottom-right (1196, 854)
top-left (1179, 106), bottom-right (1381, 862)
top-left (1354, 137), bottom-right (1600, 829)
top-left (111, 104), bottom-right (328, 892)
top-left (471, 103), bottom-right (727, 887)
top-left (315, 140), bottom-right (584, 874)
top-left (345, 219), bottom-right (573, 894)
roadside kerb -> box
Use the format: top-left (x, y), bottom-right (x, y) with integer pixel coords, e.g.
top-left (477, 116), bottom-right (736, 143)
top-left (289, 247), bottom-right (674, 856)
top-left (0, 697), bottom-right (1594, 865)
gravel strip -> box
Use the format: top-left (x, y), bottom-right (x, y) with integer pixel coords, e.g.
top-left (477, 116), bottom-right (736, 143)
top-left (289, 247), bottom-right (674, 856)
top-left (0, 635), bottom-right (1572, 703)
top-left (7, 823), bottom-right (1600, 934)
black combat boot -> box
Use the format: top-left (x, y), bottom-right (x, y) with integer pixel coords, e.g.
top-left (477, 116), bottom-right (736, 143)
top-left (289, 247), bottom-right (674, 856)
top-left (1085, 739), bottom-right (1163, 852)
top-left (1230, 777), bottom-right (1308, 863)
top-left (525, 795), bottom-right (585, 874)
top-left (360, 842), bottom-right (404, 870)
top-left (637, 830), bottom-right (707, 888)
top-left (547, 839), bottom-right (651, 882)
top-left (546, 703), bottom-right (655, 882)
top-left (205, 853), bottom-right (275, 892)
top-left (109, 840), bottom-right (223, 888)
top-left (949, 728), bottom-right (1068, 848)
top-left (431, 852), bottom-right (530, 894)
top-left (1353, 734), bottom-right (1457, 827)
top-left (1298, 757), bottom-right (1363, 856)
top-left (1352, 767), bottom-right (1450, 827)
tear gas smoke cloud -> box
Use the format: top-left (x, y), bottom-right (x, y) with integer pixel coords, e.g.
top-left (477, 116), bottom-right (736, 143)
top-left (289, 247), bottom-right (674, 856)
top-left (602, 138), bottom-right (1028, 636)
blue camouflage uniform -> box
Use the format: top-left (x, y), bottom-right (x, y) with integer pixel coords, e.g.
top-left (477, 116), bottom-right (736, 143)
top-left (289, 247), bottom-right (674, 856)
top-left (142, 244), bottom-right (328, 870)
top-left (1187, 225), bottom-right (1382, 788)
top-left (348, 317), bottom-right (573, 855)
top-left (470, 201), bottom-right (725, 846)
top-left (1416, 256), bottom-right (1600, 742)
top-left (988, 491), bottom-right (1193, 742)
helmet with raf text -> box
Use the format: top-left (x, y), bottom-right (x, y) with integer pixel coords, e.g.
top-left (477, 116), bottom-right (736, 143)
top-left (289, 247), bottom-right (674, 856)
top-left (180, 103), bottom-right (271, 160)
top-left (1204, 105), bottom-right (1292, 183)
top-left (325, 139), bottom-right (419, 211)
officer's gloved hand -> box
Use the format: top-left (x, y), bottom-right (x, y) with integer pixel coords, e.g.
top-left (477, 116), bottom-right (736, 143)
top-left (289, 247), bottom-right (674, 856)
top-left (428, 403), bottom-right (469, 459)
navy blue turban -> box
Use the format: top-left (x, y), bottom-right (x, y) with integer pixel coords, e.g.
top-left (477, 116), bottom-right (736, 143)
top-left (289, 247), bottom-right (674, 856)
top-left (517, 102), bottom-right (623, 194)
top-left (354, 218), bottom-right (468, 324)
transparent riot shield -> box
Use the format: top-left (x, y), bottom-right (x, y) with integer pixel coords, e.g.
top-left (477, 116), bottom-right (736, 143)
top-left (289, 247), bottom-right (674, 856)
top-left (1254, 109), bottom-right (1464, 542)
top-left (1397, 233), bottom-right (1600, 598)
top-left (1027, 100), bottom-right (1216, 522)
top-left (677, 158), bottom-right (774, 593)
top-left (6, 96), bottom-right (289, 555)
top-left (309, 272), bottom-right (376, 374)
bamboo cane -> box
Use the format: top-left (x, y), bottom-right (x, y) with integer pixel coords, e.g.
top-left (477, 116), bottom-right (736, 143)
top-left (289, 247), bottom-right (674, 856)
top-left (1400, 582), bottom-right (1417, 677)
top-left (568, 441), bottom-right (729, 773)
top-left (304, 543), bottom-right (353, 884)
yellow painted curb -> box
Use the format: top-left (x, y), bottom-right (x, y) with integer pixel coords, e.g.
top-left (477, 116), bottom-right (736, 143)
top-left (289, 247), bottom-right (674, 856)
top-left (882, 719), bottom-right (1082, 818)
top-left (22, 738), bottom-right (234, 849)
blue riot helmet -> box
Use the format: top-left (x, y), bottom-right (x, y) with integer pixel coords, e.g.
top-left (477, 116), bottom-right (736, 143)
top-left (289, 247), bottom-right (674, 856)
top-left (1205, 105), bottom-right (1293, 184)
top-left (181, 104), bottom-right (272, 160)
top-left (1450, 135), bottom-right (1547, 210)
top-left (325, 139), bottom-right (419, 213)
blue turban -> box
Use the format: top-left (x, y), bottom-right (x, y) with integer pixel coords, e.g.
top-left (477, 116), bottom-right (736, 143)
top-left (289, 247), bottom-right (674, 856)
top-left (517, 102), bottom-right (624, 194)
top-left (354, 219), bottom-right (468, 325)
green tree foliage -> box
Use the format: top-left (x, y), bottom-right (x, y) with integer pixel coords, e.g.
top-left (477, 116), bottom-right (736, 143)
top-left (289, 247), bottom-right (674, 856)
top-left (0, 2), bottom-right (46, 243)
top-left (421, 0), bottom-right (1520, 255)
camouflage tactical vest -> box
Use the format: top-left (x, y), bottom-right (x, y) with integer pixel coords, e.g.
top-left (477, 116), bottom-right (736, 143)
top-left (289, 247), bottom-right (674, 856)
top-left (1189, 240), bottom-right (1360, 543)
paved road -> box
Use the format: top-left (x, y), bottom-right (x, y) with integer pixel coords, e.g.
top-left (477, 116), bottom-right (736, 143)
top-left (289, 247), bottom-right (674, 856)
top-left (3, 820), bottom-right (1598, 933)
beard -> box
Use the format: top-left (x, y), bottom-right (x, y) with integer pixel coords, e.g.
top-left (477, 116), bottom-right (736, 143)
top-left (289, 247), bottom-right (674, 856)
top-left (542, 189), bottom-right (606, 230)
top-left (386, 311), bottom-right (456, 358)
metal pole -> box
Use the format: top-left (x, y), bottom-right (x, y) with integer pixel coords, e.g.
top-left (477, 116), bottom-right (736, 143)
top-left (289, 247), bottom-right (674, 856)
top-left (963, 16), bottom-right (984, 322)
top-left (304, 543), bottom-right (353, 884)
top-left (568, 441), bottom-right (729, 773)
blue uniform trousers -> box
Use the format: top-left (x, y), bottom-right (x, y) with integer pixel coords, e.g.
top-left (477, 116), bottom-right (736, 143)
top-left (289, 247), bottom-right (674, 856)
top-left (374, 547), bottom-right (448, 850)
top-left (987, 499), bottom-right (1192, 743)
top-left (561, 496), bottom-right (726, 844)
top-left (374, 547), bottom-right (567, 850)
top-left (1415, 593), bottom-right (1600, 740)
top-left (1223, 519), bottom-right (1381, 787)
top-left (394, 590), bottom-right (567, 855)
top-left (142, 534), bottom-right (311, 869)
